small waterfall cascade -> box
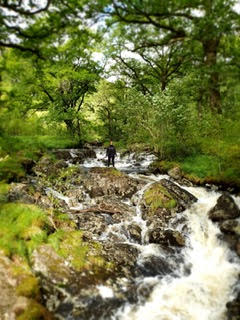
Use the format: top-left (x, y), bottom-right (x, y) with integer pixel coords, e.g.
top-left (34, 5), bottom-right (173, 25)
top-left (114, 186), bottom-right (239, 320)
top-left (43, 148), bottom-right (240, 320)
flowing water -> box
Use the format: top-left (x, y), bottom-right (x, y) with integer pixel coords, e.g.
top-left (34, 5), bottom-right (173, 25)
top-left (48, 149), bottom-right (240, 320)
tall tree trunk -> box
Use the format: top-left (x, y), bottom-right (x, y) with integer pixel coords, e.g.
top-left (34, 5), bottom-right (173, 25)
top-left (64, 119), bottom-right (74, 134)
top-left (203, 38), bottom-right (221, 114)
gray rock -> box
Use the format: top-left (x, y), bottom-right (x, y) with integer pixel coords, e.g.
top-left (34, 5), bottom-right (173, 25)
top-left (220, 219), bottom-right (239, 234)
top-left (208, 193), bottom-right (240, 221)
top-left (31, 245), bottom-right (74, 285)
top-left (168, 167), bottom-right (183, 180)
top-left (84, 167), bottom-right (142, 199)
top-left (102, 243), bottom-right (139, 278)
top-left (127, 223), bottom-right (142, 242)
top-left (148, 228), bottom-right (185, 247)
top-left (160, 179), bottom-right (197, 211)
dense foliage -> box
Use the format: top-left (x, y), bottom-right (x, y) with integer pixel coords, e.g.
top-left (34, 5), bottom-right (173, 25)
top-left (0, 0), bottom-right (240, 187)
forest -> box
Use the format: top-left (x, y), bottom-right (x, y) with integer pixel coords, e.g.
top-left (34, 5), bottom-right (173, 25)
top-left (0, 0), bottom-right (240, 188)
top-left (0, 1), bottom-right (240, 319)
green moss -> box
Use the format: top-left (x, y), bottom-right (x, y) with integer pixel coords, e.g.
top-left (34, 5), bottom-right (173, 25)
top-left (17, 300), bottom-right (53, 320)
top-left (91, 167), bottom-right (124, 177)
top-left (0, 157), bottom-right (25, 182)
top-left (108, 168), bottom-right (124, 177)
top-left (144, 183), bottom-right (177, 213)
top-left (0, 203), bottom-right (49, 258)
top-left (150, 160), bottom-right (177, 173)
top-left (48, 230), bottom-right (114, 274)
top-left (0, 183), bottom-right (10, 202)
top-left (16, 276), bottom-right (39, 298)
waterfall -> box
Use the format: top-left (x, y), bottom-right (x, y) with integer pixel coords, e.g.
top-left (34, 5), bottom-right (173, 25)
top-left (43, 148), bottom-right (240, 320)
top-left (113, 186), bottom-right (239, 320)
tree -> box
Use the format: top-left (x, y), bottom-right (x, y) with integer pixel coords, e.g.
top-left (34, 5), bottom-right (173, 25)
top-left (87, 0), bottom-right (240, 113)
top-left (87, 80), bottom-right (125, 140)
top-left (0, 0), bottom-right (86, 57)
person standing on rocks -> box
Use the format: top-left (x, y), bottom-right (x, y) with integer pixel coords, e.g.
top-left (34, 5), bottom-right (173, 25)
top-left (106, 141), bottom-right (116, 167)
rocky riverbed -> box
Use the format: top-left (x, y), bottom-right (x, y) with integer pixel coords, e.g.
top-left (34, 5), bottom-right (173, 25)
top-left (1, 148), bottom-right (240, 320)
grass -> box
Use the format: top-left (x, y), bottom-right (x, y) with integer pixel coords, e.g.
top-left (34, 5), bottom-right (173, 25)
top-left (180, 155), bottom-right (220, 178)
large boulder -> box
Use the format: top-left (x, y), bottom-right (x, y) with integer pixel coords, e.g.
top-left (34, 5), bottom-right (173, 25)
top-left (159, 179), bottom-right (197, 211)
top-left (218, 219), bottom-right (240, 257)
top-left (208, 193), bottom-right (240, 221)
top-left (83, 167), bottom-right (143, 199)
top-left (101, 242), bottom-right (139, 278)
top-left (142, 179), bottom-right (196, 247)
top-left (142, 179), bottom-right (197, 224)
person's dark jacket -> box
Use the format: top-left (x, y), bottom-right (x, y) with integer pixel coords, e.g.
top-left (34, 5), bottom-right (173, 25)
top-left (106, 145), bottom-right (116, 157)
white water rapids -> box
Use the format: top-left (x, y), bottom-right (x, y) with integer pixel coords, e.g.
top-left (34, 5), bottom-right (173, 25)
top-left (49, 149), bottom-right (240, 320)
top-left (114, 186), bottom-right (239, 320)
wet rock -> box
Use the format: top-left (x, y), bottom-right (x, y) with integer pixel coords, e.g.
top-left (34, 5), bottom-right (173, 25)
top-left (168, 166), bottom-right (183, 180)
top-left (208, 193), bottom-right (240, 221)
top-left (127, 223), bottom-right (142, 242)
top-left (137, 255), bottom-right (174, 277)
top-left (220, 220), bottom-right (239, 234)
top-left (167, 167), bottom-right (193, 187)
top-left (84, 167), bottom-right (142, 199)
top-left (53, 148), bottom-right (96, 163)
top-left (226, 291), bottom-right (240, 320)
top-left (0, 251), bottom-right (52, 320)
top-left (141, 180), bottom-right (196, 236)
top-left (218, 218), bottom-right (240, 257)
top-left (148, 228), bottom-right (185, 247)
top-left (143, 180), bottom-right (197, 217)
top-left (33, 156), bottom-right (68, 177)
top-left (31, 245), bottom-right (75, 285)
top-left (218, 233), bottom-right (240, 257)
top-left (8, 183), bottom-right (35, 203)
top-left (160, 179), bottom-right (197, 211)
top-left (77, 212), bottom-right (109, 237)
top-left (102, 243), bottom-right (139, 278)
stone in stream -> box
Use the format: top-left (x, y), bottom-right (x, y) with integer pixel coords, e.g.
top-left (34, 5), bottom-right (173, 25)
top-left (217, 219), bottom-right (240, 257)
top-left (148, 228), bottom-right (185, 247)
top-left (208, 193), bottom-right (240, 221)
top-left (226, 291), bottom-right (240, 320)
top-left (84, 167), bottom-right (144, 199)
top-left (127, 223), bottom-right (142, 242)
top-left (141, 179), bottom-right (197, 246)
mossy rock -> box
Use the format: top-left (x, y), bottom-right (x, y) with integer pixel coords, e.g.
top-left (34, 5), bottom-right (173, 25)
top-left (144, 183), bottom-right (177, 214)
top-left (90, 167), bottom-right (124, 177)
top-left (16, 276), bottom-right (40, 299)
top-left (16, 299), bottom-right (53, 320)
top-left (149, 160), bottom-right (177, 174)
top-left (48, 230), bottom-right (114, 276)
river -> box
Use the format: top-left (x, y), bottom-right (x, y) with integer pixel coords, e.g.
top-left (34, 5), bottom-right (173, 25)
top-left (48, 148), bottom-right (240, 320)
